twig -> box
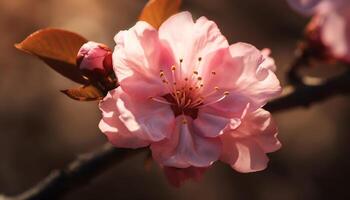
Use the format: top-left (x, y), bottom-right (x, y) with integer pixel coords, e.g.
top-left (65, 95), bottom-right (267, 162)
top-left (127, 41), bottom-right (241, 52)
top-left (265, 70), bottom-right (350, 112)
top-left (1, 71), bottom-right (350, 200)
top-left (0, 144), bottom-right (146, 200)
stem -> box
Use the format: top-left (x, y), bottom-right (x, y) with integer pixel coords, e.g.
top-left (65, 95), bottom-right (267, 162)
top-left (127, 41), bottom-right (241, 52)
top-left (0, 144), bottom-right (146, 200)
top-left (265, 70), bottom-right (350, 112)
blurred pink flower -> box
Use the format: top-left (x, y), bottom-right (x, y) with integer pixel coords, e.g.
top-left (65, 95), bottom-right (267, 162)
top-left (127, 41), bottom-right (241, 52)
top-left (288, 0), bottom-right (350, 62)
top-left (77, 41), bottom-right (113, 76)
top-left (99, 11), bottom-right (281, 179)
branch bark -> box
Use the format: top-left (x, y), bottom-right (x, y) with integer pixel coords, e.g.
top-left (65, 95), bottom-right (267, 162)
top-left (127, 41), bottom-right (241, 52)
top-left (0, 145), bottom-right (146, 200)
top-left (265, 70), bottom-right (350, 112)
top-left (1, 71), bottom-right (350, 200)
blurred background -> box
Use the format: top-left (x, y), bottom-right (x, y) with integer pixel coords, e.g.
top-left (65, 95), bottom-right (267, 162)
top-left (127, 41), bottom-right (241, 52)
top-left (0, 0), bottom-right (349, 199)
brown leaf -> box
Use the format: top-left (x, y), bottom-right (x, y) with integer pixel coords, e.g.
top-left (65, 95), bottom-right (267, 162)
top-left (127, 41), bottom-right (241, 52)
top-left (61, 85), bottom-right (104, 101)
top-left (139, 0), bottom-right (182, 29)
top-left (15, 28), bottom-right (89, 84)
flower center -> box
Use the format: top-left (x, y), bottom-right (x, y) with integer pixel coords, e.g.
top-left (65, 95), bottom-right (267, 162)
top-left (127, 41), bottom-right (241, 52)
top-left (149, 58), bottom-right (229, 121)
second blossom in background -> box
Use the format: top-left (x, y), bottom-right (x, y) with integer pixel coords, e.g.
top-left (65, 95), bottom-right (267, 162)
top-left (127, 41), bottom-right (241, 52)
top-left (288, 0), bottom-right (350, 63)
top-left (99, 11), bottom-right (282, 186)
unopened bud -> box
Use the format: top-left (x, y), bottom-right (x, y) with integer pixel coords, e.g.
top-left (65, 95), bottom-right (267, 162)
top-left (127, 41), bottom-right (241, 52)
top-left (77, 41), bottom-right (113, 77)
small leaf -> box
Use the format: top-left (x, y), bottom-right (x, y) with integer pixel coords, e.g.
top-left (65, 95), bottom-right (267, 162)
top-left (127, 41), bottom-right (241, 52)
top-left (15, 28), bottom-right (89, 84)
top-left (61, 85), bottom-right (104, 101)
top-left (139, 0), bottom-right (182, 29)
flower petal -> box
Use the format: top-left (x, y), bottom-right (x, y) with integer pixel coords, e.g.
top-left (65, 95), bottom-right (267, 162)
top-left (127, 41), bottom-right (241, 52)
top-left (321, 6), bottom-right (350, 62)
top-left (229, 43), bottom-right (282, 111)
top-left (151, 116), bottom-right (221, 168)
top-left (231, 139), bottom-right (269, 173)
top-left (113, 21), bottom-right (174, 99)
top-left (287, 0), bottom-right (322, 15)
top-left (193, 110), bottom-right (230, 138)
top-left (99, 91), bottom-right (150, 148)
top-left (159, 12), bottom-right (229, 76)
top-left (108, 87), bottom-right (175, 142)
top-left (220, 109), bottom-right (281, 172)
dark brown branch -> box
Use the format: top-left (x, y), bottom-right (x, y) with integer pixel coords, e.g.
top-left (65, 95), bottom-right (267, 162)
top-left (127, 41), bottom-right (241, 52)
top-left (265, 70), bottom-right (350, 112)
top-left (2, 72), bottom-right (350, 200)
top-left (0, 144), bottom-right (146, 200)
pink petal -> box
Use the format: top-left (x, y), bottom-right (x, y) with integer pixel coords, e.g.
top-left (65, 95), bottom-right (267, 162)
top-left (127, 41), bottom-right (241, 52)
top-left (287, 0), bottom-right (322, 15)
top-left (113, 21), bottom-right (174, 99)
top-left (231, 139), bottom-right (269, 173)
top-left (151, 116), bottom-right (221, 168)
top-left (199, 48), bottom-right (244, 94)
top-left (98, 91), bottom-right (150, 148)
top-left (220, 109), bottom-right (281, 172)
top-left (108, 88), bottom-right (175, 142)
top-left (260, 48), bottom-right (277, 72)
top-left (320, 6), bottom-right (350, 62)
top-left (229, 43), bottom-right (282, 111)
top-left (163, 167), bottom-right (207, 187)
top-left (235, 109), bottom-right (281, 152)
top-left (193, 110), bottom-right (230, 138)
top-left (159, 12), bottom-right (229, 77)
top-left (220, 134), bottom-right (269, 173)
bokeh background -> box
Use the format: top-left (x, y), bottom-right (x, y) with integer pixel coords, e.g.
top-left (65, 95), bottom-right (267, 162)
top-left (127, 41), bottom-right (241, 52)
top-left (1, 0), bottom-right (349, 199)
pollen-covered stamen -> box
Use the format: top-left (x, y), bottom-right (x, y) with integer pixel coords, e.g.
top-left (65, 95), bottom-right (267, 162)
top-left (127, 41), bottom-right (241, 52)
top-left (149, 97), bottom-right (174, 105)
top-left (198, 91), bottom-right (230, 108)
top-left (153, 58), bottom-right (227, 119)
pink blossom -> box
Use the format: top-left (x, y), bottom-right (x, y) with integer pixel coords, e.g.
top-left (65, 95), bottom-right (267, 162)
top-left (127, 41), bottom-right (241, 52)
top-left (288, 0), bottom-right (350, 62)
top-left (99, 12), bottom-right (281, 174)
top-left (77, 41), bottom-right (113, 76)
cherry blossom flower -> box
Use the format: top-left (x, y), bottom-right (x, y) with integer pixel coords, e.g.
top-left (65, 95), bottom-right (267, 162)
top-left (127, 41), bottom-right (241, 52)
top-left (288, 0), bottom-right (350, 62)
top-left (99, 11), bottom-right (281, 178)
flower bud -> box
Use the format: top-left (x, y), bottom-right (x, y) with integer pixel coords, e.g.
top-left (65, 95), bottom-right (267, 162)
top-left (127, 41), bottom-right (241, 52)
top-left (77, 41), bottom-right (113, 77)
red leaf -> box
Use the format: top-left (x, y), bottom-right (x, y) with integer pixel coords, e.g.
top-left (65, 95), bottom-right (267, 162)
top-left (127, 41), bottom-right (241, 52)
top-left (139, 0), bottom-right (182, 29)
top-left (61, 85), bottom-right (104, 101)
top-left (15, 28), bottom-right (89, 84)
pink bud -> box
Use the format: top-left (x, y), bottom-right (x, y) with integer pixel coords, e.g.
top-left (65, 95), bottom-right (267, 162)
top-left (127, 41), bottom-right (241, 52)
top-left (77, 41), bottom-right (113, 76)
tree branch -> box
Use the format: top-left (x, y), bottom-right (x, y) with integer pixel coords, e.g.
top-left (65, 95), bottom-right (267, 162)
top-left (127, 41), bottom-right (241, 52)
top-left (1, 71), bottom-right (350, 200)
top-left (0, 145), bottom-right (146, 200)
top-left (265, 70), bottom-right (350, 112)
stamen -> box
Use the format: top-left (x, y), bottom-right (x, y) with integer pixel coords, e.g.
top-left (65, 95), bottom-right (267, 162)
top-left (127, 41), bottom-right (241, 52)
top-left (149, 97), bottom-right (174, 105)
top-left (198, 91), bottom-right (230, 108)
